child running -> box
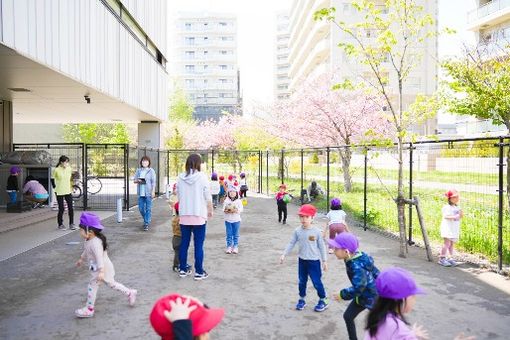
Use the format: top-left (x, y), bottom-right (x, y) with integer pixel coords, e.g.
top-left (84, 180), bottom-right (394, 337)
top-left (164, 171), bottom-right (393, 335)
top-left (223, 185), bottom-right (244, 254)
top-left (275, 184), bottom-right (290, 224)
top-left (325, 198), bottom-right (349, 254)
top-left (328, 232), bottom-right (379, 340)
top-left (75, 212), bottom-right (137, 318)
top-left (365, 267), bottom-right (426, 340)
top-left (210, 173), bottom-right (220, 208)
top-left (280, 204), bottom-right (329, 312)
top-left (439, 189), bottom-right (463, 267)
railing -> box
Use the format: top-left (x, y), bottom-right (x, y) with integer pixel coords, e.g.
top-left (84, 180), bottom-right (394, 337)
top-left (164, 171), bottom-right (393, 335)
top-left (468, 0), bottom-right (510, 23)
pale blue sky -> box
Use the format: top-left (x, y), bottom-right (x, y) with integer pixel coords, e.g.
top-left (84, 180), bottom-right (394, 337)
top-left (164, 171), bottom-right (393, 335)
top-left (169, 0), bottom-right (477, 111)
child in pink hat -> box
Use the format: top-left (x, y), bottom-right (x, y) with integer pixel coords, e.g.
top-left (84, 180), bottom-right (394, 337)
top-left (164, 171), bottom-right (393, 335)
top-left (75, 212), bottom-right (137, 318)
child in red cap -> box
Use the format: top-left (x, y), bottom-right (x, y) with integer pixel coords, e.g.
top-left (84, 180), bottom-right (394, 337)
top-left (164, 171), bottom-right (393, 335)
top-left (438, 189), bottom-right (463, 267)
top-left (150, 294), bottom-right (224, 340)
top-left (275, 184), bottom-right (290, 224)
top-left (280, 204), bottom-right (329, 312)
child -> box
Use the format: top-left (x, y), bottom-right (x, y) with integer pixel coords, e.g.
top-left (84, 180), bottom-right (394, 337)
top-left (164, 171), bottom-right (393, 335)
top-left (218, 176), bottom-right (226, 204)
top-left (6, 166), bottom-right (21, 203)
top-left (280, 204), bottom-right (329, 312)
top-left (439, 189), bottom-right (463, 267)
top-left (325, 198), bottom-right (349, 254)
top-left (223, 185), bottom-right (244, 254)
top-left (150, 293), bottom-right (224, 340)
top-left (239, 172), bottom-right (248, 198)
top-left (171, 202), bottom-right (181, 272)
top-left (328, 232), bottom-right (379, 340)
top-left (210, 173), bottom-right (221, 208)
top-left (275, 184), bottom-right (290, 224)
top-left (75, 212), bottom-right (137, 318)
top-left (365, 267), bottom-right (426, 340)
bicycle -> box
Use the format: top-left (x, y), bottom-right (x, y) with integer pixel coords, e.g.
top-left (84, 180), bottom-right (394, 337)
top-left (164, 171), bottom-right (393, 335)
top-left (71, 175), bottom-right (103, 199)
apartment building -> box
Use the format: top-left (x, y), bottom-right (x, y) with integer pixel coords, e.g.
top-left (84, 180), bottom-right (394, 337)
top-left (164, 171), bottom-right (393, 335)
top-left (287, 0), bottom-right (438, 135)
top-left (275, 12), bottom-right (291, 101)
top-left (172, 13), bottom-right (242, 121)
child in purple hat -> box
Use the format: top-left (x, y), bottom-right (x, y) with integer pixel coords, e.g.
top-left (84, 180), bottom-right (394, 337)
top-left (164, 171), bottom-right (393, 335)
top-left (365, 267), bottom-right (426, 339)
top-left (325, 198), bottom-right (348, 254)
top-left (328, 232), bottom-right (380, 340)
top-left (75, 212), bottom-right (137, 318)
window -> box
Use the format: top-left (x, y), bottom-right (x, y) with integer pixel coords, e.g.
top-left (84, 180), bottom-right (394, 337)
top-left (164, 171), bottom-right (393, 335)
top-left (185, 65), bottom-right (195, 73)
top-left (219, 22), bottom-right (227, 26)
top-left (185, 51), bottom-right (195, 59)
top-left (221, 36), bottom-right (233, 41)
top-left (185, 37), bottom-right (195, 45)
top-left (343, 3), bottom-right (350, 12)
top-left (204, 22), bottom-right (209, 26)
top-left (204, 79), bottom-right (208, 84)
top-left (204, 37), bottom-right (209, 41)
top-left (406, 77), bottom-right (421, 88)
top-left (185, 23), bottom-right (192, 30)
top-left (220, 50), bottom-right (228, 55)
top-left (219, 93), bottom-right (233, 98)
top-left (185, 79), bottom-right (195, 88)
top-left (219, 65), bottom-right (228, 70)
top-left (204, 65), bottom-right (209, 70)
top-left (219, 79), bottom-right (227, 83)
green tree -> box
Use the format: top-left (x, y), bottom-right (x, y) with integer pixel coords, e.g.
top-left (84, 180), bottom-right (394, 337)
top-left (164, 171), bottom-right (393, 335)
top-left (442, 43), bottom-right (510, 208)
top-left (62, 123), bottom-right (131, 144)
top-left (168, 88), bottom-right (194, 122)
top-left (315, 0), bottom-right (439, 257)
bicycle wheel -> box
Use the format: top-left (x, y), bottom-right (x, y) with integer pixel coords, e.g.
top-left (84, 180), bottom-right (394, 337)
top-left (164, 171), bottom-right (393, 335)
top-left (72, 185), bottom-right (82, 199)
top-left (87, 177), bottom-right (102, 195)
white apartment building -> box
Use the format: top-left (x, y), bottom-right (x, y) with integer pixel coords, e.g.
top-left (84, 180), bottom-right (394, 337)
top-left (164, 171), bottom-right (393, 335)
top-left (287, 0), bottom-right (438, 135)
top-left (171, 13), bottom-right (242, 121)
top-left (0, 0), bottom-right (169, 150)
top-left (275, 12), bottom-right (291, 101)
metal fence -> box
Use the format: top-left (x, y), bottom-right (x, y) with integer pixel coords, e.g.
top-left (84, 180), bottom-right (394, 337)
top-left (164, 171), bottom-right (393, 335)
top-left (12, 138), bottom-right (509, 269)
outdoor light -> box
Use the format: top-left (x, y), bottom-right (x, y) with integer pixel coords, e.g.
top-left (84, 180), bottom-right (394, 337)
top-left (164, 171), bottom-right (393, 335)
top-left (84, 95), bottom-right (91, 104)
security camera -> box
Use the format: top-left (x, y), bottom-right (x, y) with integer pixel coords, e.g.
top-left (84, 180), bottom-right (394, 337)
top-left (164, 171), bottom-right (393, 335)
top-left (84, 95), bottom-right (91, 104)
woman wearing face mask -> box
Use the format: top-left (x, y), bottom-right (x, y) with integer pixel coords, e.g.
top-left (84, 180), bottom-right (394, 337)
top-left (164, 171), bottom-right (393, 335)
top-left (134, 156), bottom-right (157, 231)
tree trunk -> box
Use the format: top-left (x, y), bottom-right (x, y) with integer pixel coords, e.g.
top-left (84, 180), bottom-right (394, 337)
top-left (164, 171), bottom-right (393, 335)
top-left (396, 136), bottom-right (407, 257)
top-left (506, 133), bottom-right (510, 213)
top-left (339, 148), bottom-right (352, 192)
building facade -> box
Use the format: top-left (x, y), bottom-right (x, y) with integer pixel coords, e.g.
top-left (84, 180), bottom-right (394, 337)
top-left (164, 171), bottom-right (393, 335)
top-left (287, 0), bottom-right (438, 135)
top-left (0, 0), bottom-right (168, 150)
top-left (274, 12), bottom-right (291, 101)
top-left (171, 13), bottom-right (242, 121)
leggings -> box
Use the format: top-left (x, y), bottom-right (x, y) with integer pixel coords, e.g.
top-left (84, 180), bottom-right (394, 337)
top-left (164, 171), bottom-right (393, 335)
top-left (56, 194), bottom-right (74, 226)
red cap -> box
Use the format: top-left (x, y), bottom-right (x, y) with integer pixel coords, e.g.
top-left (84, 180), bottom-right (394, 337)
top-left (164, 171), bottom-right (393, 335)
top-left (279, 184), bottom-right (287, 190)
top-left (298, 204), bottom-right (317, 217)
top-left (228, 175), bottom-right (234, 181)
top-left (150, 294), bottom-right (224, 339)
top-left (445, 189), bottom-right (459, 199)
top-left (174, 202), bottom-right (179, 213)
top-left (219, 176), bottom-right (224, 181)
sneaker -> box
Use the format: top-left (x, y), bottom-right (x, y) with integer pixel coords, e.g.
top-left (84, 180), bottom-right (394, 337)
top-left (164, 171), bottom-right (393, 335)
top-left (447, 258), bottom-right (458, 267)
top-left (57, 224), bottom-right (67, 230)
top-left (172, 266), bottom-right (179, 272)
top-left (75, 307), bottom-right (94, 318)
top-left (232, 247), bottom-right (239, 254)
top-left (69, 224), bottom-right (77, 231)
top-left (194, 271), bottom-right (209, 281)
top-left (143, 224), bottom-right (149, 231)
top-left (128, 289), bottom-right (137, 306)
top-left (32, 203), bottom-right (40, 209)
top-left (226, 247), bottom-right (232, 254)
top-left (295, 299), bottom-right (306, 310)
top-left (179, 267), bottom-right (192, 278)
top-left (282, 221), bottom-right (286, 225)
top-left (314, 299), bottom-right (329, 312)
top-left (438, 258), bottom-right (452, 267)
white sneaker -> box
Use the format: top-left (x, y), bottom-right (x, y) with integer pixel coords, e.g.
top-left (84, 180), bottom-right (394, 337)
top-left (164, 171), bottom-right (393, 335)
top-left (226, 247), bottom-right (232, 254)
top-left (232, 247), bottom-right (239, 254)
top-left (75, 307), bottom-right (94, 318)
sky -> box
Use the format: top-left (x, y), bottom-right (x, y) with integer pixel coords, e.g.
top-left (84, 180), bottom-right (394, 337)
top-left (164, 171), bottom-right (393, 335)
top-left (168, 0), bottom-right (477, 114)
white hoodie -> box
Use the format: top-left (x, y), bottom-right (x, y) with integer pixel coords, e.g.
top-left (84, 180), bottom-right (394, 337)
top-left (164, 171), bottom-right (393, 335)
top-left (177, 170), bottom-right (212, 220)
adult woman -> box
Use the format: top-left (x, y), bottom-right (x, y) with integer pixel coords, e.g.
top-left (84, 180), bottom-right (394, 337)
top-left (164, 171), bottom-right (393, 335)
top-left (177, 154), bottom-right (213, 281)
top-left (134, 156), bottom-right (156, 231)
top-left (52, 155), bottom-right (75, 230)
top-left (23, 175), bottom-right (49, 208)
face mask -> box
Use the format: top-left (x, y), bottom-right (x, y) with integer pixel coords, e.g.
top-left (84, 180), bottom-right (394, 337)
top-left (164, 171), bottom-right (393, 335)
top-left (142, 161), bottom-right (149, 167)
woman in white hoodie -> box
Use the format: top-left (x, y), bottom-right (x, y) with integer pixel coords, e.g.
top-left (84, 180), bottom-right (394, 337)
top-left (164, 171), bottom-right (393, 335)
top-left (176, 154), bottom-right (213, 281)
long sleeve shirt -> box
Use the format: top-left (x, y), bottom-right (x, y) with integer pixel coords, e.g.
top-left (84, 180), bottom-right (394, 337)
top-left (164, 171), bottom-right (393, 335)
top-left (7, 175), bottom-right (19, 191)
top-left (283, 226), bottom-right (327, 262)
top-left (81, 237), bottom-right (115, 282)
top-left (223, 197), bottom-right (244, 223)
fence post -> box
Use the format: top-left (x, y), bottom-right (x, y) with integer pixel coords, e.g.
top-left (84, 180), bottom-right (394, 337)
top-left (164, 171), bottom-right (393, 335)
top-left (166, 150), bottom-right (170, 189)
top-left (83, 144), bottom-right (88, 211)
top-left (266, 150), bottom-right (269, 195)
top-left (157, 149), bottom-right (161, 195)
top-left (258, 150), bottom-right (262, 193)
top-left (300, 149), bottom-right (304, 204)
top-left (408, 142), bottom-right (414, 245)
top-left (497, 137), bottom-right (504, 271)
top-left (326, 147), bottom-right (330, 209)
top-left (126, 145), bottom-right (130, 210)
top-left (364, 147), bottom-right (368, 231)
top-left (211, 149), bottom-right (215, 173)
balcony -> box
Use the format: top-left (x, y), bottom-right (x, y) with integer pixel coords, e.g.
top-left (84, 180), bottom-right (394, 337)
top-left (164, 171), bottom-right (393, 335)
top-left (467, 0), bottom-right (510, 31)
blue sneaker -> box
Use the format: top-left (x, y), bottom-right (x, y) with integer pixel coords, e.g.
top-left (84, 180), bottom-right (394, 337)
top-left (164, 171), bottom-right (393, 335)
top-left (314, 299), bottom-right (329, 312)
top-left (295, 299), bottom-right (306, 310)
top-left (447, 258), bottom-right (458, 267)
top-left (438, 258), bottom-right (452, 267)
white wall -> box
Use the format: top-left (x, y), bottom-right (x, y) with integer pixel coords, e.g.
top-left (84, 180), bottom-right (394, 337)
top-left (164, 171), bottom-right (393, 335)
top-left (0, 0), bottom-right (167, 121)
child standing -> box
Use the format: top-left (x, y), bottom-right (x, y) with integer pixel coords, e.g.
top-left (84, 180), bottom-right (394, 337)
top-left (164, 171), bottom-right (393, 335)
top-left (75, 212), bottom-right (137, 318)
top-left (365, 267), bottom-right (426, 340)
top-left (6, 166), bottom-right (21, 203)
top-left (328, 232), bottom-right (379, 340)
top-left (210, 173), bottom-right (221, 208)
top-left (275, 184), bottom-right (290, 224)
top-left (171, 202), bottom-right (182, 272)
top-left (223, 185), bottom-right (244, 254)
top-left (325, 198), bottom-right (349, 254)
top-left (239, 172), bottom-right (248, 198)
top-left (280, 204), bottom-right (329, 312)
top-left (439, 189), bottom-right (463, 267)
top-left (218, 176), bottom-right (226, 204)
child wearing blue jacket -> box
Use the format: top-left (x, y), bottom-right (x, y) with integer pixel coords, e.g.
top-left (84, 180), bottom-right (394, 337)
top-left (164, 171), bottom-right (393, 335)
top-left (328, 232), bottom-right (379, 340)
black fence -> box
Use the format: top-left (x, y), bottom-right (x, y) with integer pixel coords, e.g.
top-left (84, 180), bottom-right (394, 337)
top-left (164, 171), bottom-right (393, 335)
top-left (13, 137), bottom-right (510, 269)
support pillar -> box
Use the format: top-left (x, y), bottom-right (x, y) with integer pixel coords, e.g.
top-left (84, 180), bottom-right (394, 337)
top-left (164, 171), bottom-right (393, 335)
top-left (1, 100), bottom-right (13, 152)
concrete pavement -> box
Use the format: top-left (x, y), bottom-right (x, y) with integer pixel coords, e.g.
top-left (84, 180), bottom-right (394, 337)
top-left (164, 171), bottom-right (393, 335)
top-left (0, 195), bottom-right (509, 339)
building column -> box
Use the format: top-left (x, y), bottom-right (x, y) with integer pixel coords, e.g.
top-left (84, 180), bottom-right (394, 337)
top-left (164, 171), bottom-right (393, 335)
top-left (1, 100), bottom-right (13, 152)
top-left (138, 121), bottom-right (162, 149)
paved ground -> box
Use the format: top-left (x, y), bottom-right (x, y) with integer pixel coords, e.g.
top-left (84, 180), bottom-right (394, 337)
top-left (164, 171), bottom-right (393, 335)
top-left (0, 194), bottom-right (509, 340)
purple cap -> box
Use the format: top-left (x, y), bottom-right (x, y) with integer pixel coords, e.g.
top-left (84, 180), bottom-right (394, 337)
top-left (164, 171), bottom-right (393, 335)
top-left (10, 166), bottom-right (21, 174)
top-left (330, 197), bottom-right (341, 207)
top-left (211, 172), bottom-right (218, 180)
top-left (376, 267), bottom-right (426, 299)
top-left (240, 172), bottom-right (245, 178)
top-left (79, 212), bottom-right (104, 230)
top-left (327, 232), bottom-right (358, 253)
